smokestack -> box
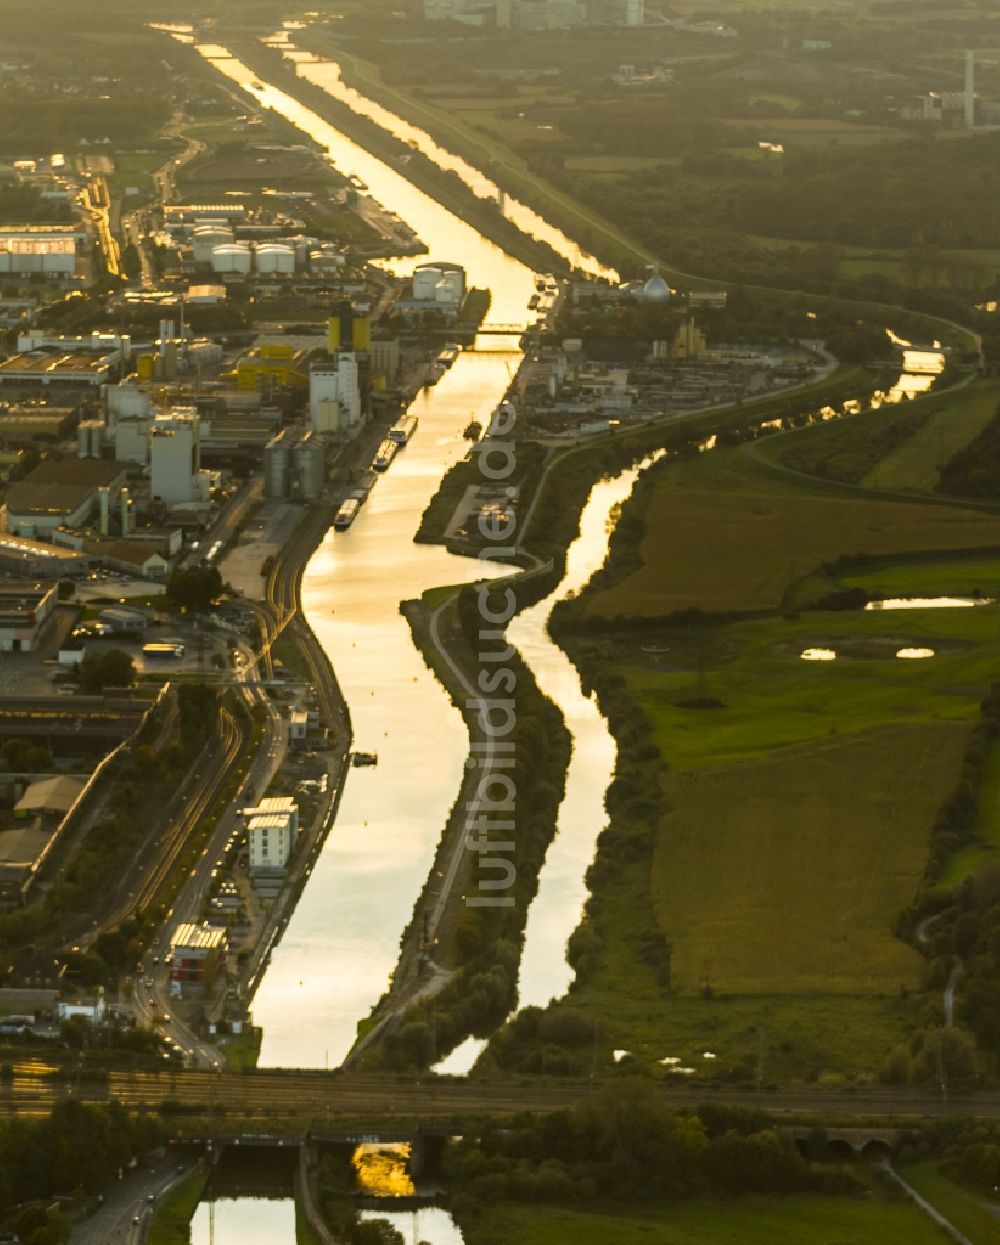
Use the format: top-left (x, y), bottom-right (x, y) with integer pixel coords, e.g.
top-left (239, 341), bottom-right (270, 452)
top-left (965, 50), bottom-right (975, 129)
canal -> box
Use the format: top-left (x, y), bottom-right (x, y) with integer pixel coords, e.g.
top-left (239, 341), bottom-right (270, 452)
top-left (192, 39), bottom-right (620, 1072)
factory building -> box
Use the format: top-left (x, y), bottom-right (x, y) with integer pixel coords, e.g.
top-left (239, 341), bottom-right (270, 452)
top-left (0, 225), bottom-right (85, 278)
top-left (0, 533), bottom-right (90, 578)
top-left (150, 409), bottom-right (210, 505)
top-left (236, 342), bottom-right (312, 394)
top-left (326, 303), bottom-right (372, 352)
top-left (0, 581), bottom-right (59, 652)
top-left (3, 459), bottom-right (128, 540)
top-left (309, 351), bottom-right (363, 434)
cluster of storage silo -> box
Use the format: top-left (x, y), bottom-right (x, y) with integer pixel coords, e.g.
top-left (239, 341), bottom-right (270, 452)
top-left (411, 261), bottom-right (465, 306)
top-left (192, 225), bottom-right (234, 264)
top-left (264, 428), bottom-right (325, 500)
top-left (208, 241), bottom-right (297, 276)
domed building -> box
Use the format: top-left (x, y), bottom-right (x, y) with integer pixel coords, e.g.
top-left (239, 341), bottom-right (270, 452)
top-left (641, 266), bottom-right (671, 302)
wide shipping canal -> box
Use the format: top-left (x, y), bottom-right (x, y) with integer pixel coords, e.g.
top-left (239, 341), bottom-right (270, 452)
top-left (192, 38), bottom-right (622, 1070)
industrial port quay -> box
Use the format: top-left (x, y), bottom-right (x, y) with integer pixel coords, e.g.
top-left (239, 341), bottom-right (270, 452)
top-left (0, 239), bottom-right (492, 1075)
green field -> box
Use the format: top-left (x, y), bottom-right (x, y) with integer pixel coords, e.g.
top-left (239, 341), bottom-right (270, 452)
top-left (586, 448), bottom-right (1000, 617)
top-left (652, 723), bottom-right (965, 995)
top-left (624, 603), bottom-right (998, 767)
top-left (864, 380), bottom-right (1000, 491)
top-left (898, 1161), bottom-right (1000, 1242)
top-left (462, 1193), bottom-right (950, 1245)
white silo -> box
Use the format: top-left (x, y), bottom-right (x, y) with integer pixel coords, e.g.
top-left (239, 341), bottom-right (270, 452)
top-left (412, 265), bottom-right (442, 301)
top-left (192, 226), bottom-right (234, 264)
top-left (625, 0), bottom-right (643, 25)
top-left (255, 243), bottom-right (296, 275)
top-left (211, 243), bottom-right (252, 275)
top-left (439, 268), bottom-right (465, 302)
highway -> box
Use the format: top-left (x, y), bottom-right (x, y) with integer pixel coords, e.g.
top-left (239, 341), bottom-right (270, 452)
top-left (69, 1156), bottom-right (197, 1245)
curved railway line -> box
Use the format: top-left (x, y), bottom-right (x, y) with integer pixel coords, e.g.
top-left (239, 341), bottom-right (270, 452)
top-left (83, 706), bottom-right (246, 943)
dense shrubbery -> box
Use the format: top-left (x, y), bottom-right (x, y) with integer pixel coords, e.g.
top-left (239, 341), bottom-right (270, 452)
top-left (0, 1101), bottom-right (162, 1219)
top-left (936, 403), bottom-right (1000, 498)
top-left (376, 590), bottom-right (571, 1070)
top-left (447, 1081), bottom-right (860, 1217)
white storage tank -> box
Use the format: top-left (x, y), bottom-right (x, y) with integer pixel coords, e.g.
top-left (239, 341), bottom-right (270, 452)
top-left (255, 243), bottom-right (296, 275)
top-left (211, 243), bottom-right (252, 275)
top-left (192, 226), bottom-right (234, 264)
top-left (187, 338), bottom-right (223, 367)
top-left (412, 265), bottom-right (442, 301)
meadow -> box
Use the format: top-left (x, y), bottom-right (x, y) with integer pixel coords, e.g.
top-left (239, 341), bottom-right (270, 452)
top-left (462, 1191), bottom-right (952, 1245)
top-left (652, 723), bottom-right (965, 995)
top-left (585, 454), bottom-right (1000, 617)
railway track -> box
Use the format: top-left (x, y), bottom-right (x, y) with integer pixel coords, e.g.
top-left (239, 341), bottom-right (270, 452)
top-left (85, 706), bottom-right (245, 940)
top-left (6, 1067), bottom-right (1000, 1123)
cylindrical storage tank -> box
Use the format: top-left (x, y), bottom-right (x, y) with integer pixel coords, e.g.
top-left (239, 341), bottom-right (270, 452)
top-left (188, 339), bottom-right (223, 367)
top-left (264, 432), bottom-right (291, 499)
top-left (192, 226), bottom-right (234, 263)
top-left (440, 269), bottom-right (464, 302)
top-left (294, 434), bottom-right (324, 501)
top-left (211, 244), bottom-right (252, 274)
top-left (255, 243), bottom-right (296, 275)
top-left (412, 265), bottom-right (441, 300)
top-left (136, 353), bottom-right (156, 380)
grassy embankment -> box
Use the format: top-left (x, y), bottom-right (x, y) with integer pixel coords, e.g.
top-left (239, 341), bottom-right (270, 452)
top-left (459, 1190), bottom-right (951, 1245)
top-left (482, 401), bottom-right (1000, 1081)
top-left (148, 1168), bottom-right (207, 1245)
top-left (898, 1160), bottom-right (1000, 1242)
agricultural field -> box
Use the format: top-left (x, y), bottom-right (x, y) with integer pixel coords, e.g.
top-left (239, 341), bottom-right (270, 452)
top-left (862, 380), bottom-right (1000, 492)
top-left (462, 1191), bottom-right (951, 1245)
top-left (652, 723), bottom-right (965, 996)
top-left (585, 449), bottom-right (1000, 618)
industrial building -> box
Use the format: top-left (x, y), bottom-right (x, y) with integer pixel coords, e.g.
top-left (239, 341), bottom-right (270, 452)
top-left (169, 923), bottom-right (228, 989)
top-left (245, 795), bottom-right (299, 874)
top-left (0, 581), bottom-right (59, 652)
top-left (0, 224), bottom-right (85, 278)
top-left (0, 532), bottom-right (90, 577)
top-left (150, 409), bottom-right (202, 505)
top-left (3, 458), bottom-right (128, 540)
top-left (309, 351), bottom-right (364, 434)
top-left (236, 342), bottom-right (313, 394)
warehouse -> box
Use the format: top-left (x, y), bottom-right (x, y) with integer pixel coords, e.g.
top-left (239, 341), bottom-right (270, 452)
top-left (3, 459), bottom-right (128, 539)
top-left (0, 581), bottom-right (59, 651)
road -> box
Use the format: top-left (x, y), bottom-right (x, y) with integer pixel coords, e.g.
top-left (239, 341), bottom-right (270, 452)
top-left (70, 1155), bottom-right (197, 1245)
